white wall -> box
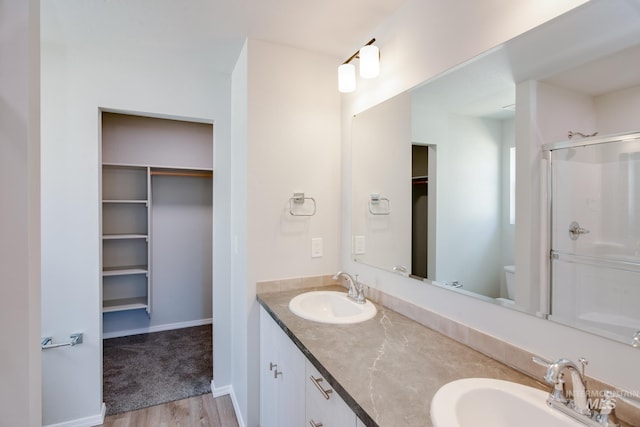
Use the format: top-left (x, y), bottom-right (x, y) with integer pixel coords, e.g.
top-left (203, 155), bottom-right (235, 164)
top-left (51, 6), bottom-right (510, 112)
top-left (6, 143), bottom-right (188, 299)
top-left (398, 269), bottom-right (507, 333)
top-left (342, 0), bottom-right (640, 393)
top-left (229, 40), bottom-right (248, 426)
top-left (596, 85), bottom-right (640, 135)
top-left (536, 81), bottom-right (597, 143)
top-left (230, 38), bottom-right (342, 426)
top-left (40, 42), bottom-right (231, 424)
top-left (351, 92), bottom-right (412, 271)
top-left (534, 82), bottom-right (640, 144)
top-left (246, 40), bottom-right (341, 283)
top-left (434, 115), bottom-right (503, 295)
top-left (0, 1), bottom-right (41, 426)
top-left (412, 102), bottom-right (510, 295)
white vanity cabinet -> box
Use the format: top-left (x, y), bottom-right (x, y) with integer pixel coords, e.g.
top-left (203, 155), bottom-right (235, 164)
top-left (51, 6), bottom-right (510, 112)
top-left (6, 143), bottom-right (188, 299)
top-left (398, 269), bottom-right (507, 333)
top-left (260, 306), bottom-right (364, 427)
top-left (306, 360), bottom-right (357, 427)
top-left (260, 307), bottom-right (306, 427)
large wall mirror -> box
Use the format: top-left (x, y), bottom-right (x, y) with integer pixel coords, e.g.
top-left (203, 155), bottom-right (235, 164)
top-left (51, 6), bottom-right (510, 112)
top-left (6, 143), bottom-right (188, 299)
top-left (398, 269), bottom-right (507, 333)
top-left (351, 0), bottom-right (640, 345)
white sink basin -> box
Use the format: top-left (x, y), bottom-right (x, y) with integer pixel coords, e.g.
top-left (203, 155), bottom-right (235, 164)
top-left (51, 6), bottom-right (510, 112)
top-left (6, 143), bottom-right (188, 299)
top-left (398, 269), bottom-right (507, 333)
top-left (431, 378), bottom-right (584, 427)
top-left (288, 291), bottom-right (377, 324)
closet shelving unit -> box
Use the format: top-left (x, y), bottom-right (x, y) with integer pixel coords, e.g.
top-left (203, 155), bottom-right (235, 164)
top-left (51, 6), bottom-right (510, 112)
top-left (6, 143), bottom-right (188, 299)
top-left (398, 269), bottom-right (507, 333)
top-left (101, 164), bottom-right (152, 314)
top-left (101, 164), bottom-right (214, 315)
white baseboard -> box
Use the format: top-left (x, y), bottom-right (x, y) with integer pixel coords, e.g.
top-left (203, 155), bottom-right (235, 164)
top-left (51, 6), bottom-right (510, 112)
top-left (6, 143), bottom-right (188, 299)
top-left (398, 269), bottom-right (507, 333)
top-left (43, 403), bottom-right (105, 427)
top-left (103, 318), bottom-right (213, 339)
top-left (211, 380), bottom-right (245, 427)
top-left (211, 379), bottom-right (232, 397)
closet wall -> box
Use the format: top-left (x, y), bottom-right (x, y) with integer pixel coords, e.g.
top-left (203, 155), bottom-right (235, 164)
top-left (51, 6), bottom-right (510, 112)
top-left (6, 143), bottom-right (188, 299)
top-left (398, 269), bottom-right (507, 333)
top-left (101, 112), bottom-right (213, 337)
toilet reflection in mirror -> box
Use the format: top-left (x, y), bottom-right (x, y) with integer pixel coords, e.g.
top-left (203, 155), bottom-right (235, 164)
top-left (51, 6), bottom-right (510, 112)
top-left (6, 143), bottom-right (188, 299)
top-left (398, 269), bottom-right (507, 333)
top-left (497, 265), bottom-right (515, 306)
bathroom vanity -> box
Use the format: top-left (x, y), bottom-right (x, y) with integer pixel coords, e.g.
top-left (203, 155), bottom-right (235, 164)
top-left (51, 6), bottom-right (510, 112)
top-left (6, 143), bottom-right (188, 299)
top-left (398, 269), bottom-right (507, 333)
top-left (258, 285), bottom-right (549, 427)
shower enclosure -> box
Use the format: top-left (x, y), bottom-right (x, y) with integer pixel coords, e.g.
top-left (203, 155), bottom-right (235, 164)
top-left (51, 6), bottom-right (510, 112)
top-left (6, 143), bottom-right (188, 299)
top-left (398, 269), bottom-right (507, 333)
top-left (545, 131), bottom-right (640, 345)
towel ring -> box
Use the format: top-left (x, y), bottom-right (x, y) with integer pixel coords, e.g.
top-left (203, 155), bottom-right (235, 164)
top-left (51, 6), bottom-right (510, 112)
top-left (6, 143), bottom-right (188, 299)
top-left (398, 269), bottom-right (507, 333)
top-left (289, 192), bottom-right (316, 216)
top-left (368, 193), bottom-right (391, 215)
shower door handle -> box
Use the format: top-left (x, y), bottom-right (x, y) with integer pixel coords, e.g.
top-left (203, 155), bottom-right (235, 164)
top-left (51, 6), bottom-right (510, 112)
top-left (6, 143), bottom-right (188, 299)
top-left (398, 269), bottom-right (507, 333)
top-left (569, 221), bottom-right (590, 240)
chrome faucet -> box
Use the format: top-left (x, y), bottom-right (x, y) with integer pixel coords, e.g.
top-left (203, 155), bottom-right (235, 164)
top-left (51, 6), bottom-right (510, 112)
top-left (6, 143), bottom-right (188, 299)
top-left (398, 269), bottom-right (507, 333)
top-left (333, 271), bottom-right (366, 304)
top-left (533, 356), bottom-right (621, 427)
top-left (632, 330), bottom-right (640, 348)
top-left (543, 358), bottom-right (591, 415)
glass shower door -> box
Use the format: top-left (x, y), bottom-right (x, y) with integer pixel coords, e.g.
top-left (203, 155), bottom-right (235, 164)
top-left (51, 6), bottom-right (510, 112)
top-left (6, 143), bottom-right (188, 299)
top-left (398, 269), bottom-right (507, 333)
top-left (548, 133), bottom-right (640, 344)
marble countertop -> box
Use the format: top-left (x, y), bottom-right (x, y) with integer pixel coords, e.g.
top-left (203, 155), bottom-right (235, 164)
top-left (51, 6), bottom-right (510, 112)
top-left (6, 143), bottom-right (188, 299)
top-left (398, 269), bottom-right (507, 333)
top-left (257, 285), bottom-right (547, 427)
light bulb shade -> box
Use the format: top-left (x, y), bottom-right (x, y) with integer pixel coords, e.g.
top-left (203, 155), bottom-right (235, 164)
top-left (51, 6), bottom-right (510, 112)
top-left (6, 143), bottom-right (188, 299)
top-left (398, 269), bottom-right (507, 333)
top-left (338, 63), bottom-right (356, 93)
top-left (359, 44), bottom-right (379, 79)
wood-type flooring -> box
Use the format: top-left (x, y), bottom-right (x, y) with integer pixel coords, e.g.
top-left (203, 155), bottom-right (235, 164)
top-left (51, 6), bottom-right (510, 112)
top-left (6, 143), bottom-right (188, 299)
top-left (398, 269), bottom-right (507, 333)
top-left (101, 393), bottom-right (239, 427)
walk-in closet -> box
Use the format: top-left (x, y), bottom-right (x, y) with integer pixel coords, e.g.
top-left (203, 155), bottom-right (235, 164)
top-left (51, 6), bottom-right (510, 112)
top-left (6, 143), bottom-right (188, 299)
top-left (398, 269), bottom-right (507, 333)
top-left (100, 112), bottom-right (214, 414)
top-left (101, 111), bottom-right (213, 335)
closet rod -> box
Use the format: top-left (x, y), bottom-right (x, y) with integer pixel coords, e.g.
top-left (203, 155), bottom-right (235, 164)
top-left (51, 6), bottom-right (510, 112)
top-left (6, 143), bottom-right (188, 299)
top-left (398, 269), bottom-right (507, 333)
top-left (150, 170), bottom-right (213, 178)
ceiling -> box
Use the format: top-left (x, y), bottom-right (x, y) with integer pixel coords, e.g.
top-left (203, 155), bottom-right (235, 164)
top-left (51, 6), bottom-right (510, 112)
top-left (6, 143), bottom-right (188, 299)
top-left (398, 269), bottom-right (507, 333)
top-left (543, 44), bottom-right (640, 97)
top-left (40, 0), bottom-right (408, 73)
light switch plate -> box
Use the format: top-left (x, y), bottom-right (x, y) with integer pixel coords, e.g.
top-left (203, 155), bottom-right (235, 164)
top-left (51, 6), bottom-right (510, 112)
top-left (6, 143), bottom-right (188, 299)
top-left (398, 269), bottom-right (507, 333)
top-left (311, 237), bottom-right (323, 258)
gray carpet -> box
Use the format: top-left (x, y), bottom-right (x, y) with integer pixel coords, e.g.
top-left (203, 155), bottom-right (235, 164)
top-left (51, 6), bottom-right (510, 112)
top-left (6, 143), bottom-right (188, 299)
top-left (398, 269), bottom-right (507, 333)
top-left (103, 325), bottom-right (213, 415)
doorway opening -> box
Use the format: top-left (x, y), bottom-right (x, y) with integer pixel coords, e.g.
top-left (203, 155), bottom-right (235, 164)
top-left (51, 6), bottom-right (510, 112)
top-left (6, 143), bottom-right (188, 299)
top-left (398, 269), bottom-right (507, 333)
top-left (411, 144), bottom-right (436, 279)
top-left (100, 111), bottom-right (214, 415)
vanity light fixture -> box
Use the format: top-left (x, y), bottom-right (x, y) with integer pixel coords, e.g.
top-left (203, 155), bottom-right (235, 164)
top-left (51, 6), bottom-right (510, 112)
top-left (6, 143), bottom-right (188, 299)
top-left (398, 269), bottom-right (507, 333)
top-left (359, 44), bottom-right (380, 78)
top-left (338, 38), bottom-right (379, 93)
top-left (338, 63), bottom-right (356, 93)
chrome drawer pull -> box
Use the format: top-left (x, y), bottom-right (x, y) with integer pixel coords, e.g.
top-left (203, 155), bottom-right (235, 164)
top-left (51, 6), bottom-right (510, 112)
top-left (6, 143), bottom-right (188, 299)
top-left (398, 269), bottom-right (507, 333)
top-left (41, 333), bottom-right (83, 350)
top-left (269, 362), bottom-right (282, 378)
top-left (309, 420), bottom-right (323, 427)
top-left (309, 375), bottom-right (333, 400)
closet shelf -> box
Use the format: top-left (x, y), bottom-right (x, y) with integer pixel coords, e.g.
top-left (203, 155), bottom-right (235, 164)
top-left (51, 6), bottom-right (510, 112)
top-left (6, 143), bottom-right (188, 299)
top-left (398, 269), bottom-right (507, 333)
top-left (102, 234), bottom-right (148, 240)
top-left (412, 175), bottom-right (429, 185)
top-left (103, 297), bottom-right (149, 313)
top-left (150, 168), bottom-right (213, 178)
top-left (103, 266), bottom-right (148, 276)
top-left (102, 199), bottom-right (148, 205)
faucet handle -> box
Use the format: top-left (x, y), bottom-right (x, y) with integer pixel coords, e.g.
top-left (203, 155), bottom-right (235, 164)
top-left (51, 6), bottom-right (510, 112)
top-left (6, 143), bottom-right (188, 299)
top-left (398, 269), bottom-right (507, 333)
top-left (578, 357), bottom-right (588, 387)
top-left (578, 357), bottom-right (588, 370)
top-left (353, 274), bottom-right (367, 303)
top-left (532, 357), bottom-right (569, 403)
top-left (354, 274), bottom-right (364, 290)
top-left (531, 356), bottom-right (556, 386)
top-left (595, 390), bottom-right (619, 427)
top-left (552, 373), bottom-right (569, 404)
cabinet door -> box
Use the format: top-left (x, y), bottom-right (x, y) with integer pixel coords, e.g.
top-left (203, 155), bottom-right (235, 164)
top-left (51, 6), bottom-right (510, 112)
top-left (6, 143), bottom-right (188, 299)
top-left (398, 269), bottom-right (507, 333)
top-left (276, 325), bottom-right (306, 427)
top-left (259, 307), bottom-right (306, 427)
top-left (306, 361), bottom-right (356, 427)
top-left (260, 308), bottom-right (279, 427)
